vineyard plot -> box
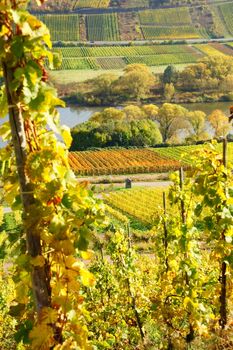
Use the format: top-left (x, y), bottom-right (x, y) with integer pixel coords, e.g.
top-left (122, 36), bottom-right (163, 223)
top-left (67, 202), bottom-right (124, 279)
top-left (54, 44), bottom-right (203, 70)
top-left (139, 7), bottom-right (192, 26)
top-left (86, 13), bottom-right (120, 41)
top-left (69, 149), bottom-right (182, 176)
top-left (56, 44), bottom-right (199, 58)
top-left (75, 0), bottom-right (110, 8)
top-left (59, 57), bottom-right (100, 70)
top-left (96, 57), bottom-right (126, 69)
top-left (141, 26), bottom-right (201, 40)
top-left (38, 14), bottom-right (79, 41)
top-left (104, 187), bottom-right (168, 224)
top-left (194, 44), bottom-right (226, 56)
top-left (218, 3), bottom-right (233, 36)
top-left (125, 52), bottom-right (199, 66)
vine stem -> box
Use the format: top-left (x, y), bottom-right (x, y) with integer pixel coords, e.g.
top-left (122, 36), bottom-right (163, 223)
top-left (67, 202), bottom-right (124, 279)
top-left (2, 62), bottom-right (52, 315)
top-left (126, 224), bottom-right (145, 344)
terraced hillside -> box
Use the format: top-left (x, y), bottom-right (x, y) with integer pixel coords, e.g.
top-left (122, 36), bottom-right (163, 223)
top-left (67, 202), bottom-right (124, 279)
top-left (36, 3), bottom-right (233, 42)
top-left (54, 43), bottom-right (233, 71)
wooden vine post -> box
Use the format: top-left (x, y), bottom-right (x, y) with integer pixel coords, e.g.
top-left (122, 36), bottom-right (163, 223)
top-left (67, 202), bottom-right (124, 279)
top-left (162, 191), bottom-right (169, 272)
top-left (219, 138), bottom-right (228, 329)
top-left (0, 1), bottom-right (102, 349)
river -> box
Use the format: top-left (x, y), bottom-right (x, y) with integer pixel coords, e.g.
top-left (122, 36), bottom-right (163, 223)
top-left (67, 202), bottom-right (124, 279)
top-left (0, 101), bottom-right (232, 147)
top-left (59, 101), bottom-right (233, 127)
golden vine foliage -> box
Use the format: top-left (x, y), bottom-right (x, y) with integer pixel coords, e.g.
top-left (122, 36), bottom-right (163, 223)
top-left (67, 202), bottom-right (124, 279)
top-left (0, 1), bottom-right (104, 348)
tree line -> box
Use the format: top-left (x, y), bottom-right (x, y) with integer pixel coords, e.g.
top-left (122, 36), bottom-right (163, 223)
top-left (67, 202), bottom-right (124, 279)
top-left (57, 56), bottom-right (233, 106)
top-left (71, 103), bottom-right (231, 150)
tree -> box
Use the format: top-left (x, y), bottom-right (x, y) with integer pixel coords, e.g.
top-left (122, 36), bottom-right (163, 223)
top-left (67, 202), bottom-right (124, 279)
top-left (0, 2), bottom-right (103, 348)
top-left (91, 73), bottom-right (118, 96)
top-left (208, 109), bottom-right (231, 138)
top-left (155, 103), bottom-right (188, 142)
top-left (179, 56), bottom-right (233, 92)
top-left (186, 110), bottom-right (209, 141)
top-left (142, 104), bottom-right (159, 120)
top-left (117, 64), bottom-right (156, 101)
top-left (90, 107), bottom-right (125, 123)
top-left (162, 65), bottom-right (178, 85)
top-left (123, 105), bottom-right (145, 120)
top-left (164, 83), bottom-right (175, 102)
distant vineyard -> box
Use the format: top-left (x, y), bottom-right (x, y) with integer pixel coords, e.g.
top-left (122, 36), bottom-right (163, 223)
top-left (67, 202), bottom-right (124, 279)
top-left (210, 43), bottom-right (233, 56)
top-left (115, 0), bottom-right (149, 8)
top-left (86, 13), bottom-right (120, 41)
top-left (125, 52), bottom-right (199, 66)
top-left (59, 58), bottom-right (100, 70)
top-left (68, 149), bottom-right (182, 176)
top-left (218, 3), bottom-right (233, 36)
top-left (54, 44), bottom-right (202, 70)
top-left (195, 44), bottom-right (226, 56)
top-left (139, 7), bottom-right (192, 25)
top-left (38, 14), bottom-right (79, 41)
top-left (141, 26), bottom-right (201, 39)
top-left (96, 57), bottom-right (126, 69)
top-left (57, 44), bottom-right (199, 58)
top-left (75, 0), bottom-right (110, 8)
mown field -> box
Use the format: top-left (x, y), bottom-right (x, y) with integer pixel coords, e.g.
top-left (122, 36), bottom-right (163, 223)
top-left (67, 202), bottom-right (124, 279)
top-left (69, 142), bottom-right (231, 176)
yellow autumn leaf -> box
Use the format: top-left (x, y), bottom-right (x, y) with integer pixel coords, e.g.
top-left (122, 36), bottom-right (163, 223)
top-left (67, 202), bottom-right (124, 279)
top-left (40, 307), bottom-right (58, 324)
top-left (0, 25), bottom-right (9, 37)
top-left (65, 255), bottom-right (81, 272)
top-left (30, 324), bottom-right (55, 350)
top-left (61, 126), bottom-right (72, 149)
top-left (80, 268), bottom-right (95, 287)
top-left (54, 338), bottom-right (78, 350)
top-left (81, 250), bottom-right (95, 260)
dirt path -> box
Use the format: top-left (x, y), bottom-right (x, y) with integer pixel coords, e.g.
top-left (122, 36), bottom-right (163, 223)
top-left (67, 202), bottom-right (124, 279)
top-left (80, 172), bottom-right (169, 184)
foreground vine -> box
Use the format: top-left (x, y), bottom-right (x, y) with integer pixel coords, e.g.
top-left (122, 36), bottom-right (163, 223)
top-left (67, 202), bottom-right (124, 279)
top-left (0, 1), bottom-right (104, 349)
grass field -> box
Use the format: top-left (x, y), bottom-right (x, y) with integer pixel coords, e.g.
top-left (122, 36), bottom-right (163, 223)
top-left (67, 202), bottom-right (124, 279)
top-left (49, 64), bottom-right (189, 83)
